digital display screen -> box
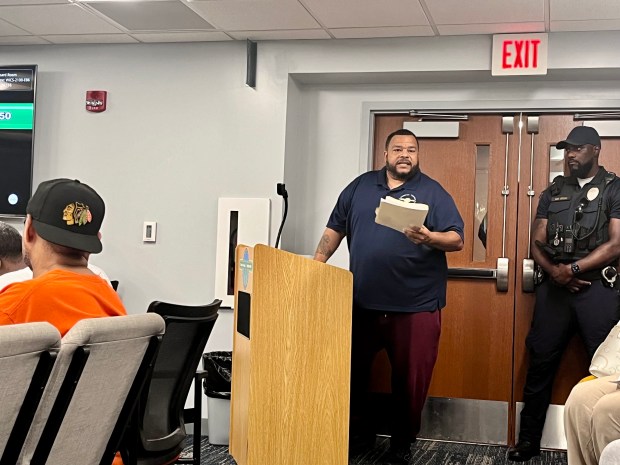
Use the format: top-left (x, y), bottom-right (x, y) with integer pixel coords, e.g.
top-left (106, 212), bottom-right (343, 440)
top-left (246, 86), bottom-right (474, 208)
top-left (0, 65), bottom-right (36, 216)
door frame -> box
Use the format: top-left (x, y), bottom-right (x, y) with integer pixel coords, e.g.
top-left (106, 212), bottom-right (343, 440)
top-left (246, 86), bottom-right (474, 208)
top-left (362, 103), bottom-right (620, 448)
top-left (359, 99), bottom-right (620, 173)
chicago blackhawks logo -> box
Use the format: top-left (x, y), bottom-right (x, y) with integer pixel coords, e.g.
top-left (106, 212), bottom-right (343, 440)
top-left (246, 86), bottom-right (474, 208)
top-left (62, 202), bottom-right (92, 226)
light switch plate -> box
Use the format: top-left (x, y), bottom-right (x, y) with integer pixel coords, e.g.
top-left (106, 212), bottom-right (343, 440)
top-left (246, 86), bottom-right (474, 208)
top-left (143, 221), bottom-right (157, 242)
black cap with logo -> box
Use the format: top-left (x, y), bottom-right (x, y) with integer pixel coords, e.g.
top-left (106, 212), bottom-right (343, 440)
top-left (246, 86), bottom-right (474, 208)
top-left (556, 126), bottom-right (601, 150)
top-left (26, 178), bottom-right (105, 254)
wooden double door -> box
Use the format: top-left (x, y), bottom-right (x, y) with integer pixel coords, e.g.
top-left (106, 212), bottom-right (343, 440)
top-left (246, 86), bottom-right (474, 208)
top-left (370, 113), bottom-right (620, 447)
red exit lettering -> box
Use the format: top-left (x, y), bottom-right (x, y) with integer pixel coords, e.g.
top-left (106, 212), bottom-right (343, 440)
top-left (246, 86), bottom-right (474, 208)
top-left (502, 39), bottom-right (541, 69)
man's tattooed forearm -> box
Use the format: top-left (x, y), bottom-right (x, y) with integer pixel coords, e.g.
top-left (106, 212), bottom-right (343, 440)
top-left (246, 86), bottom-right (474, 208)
top-left (316, 234), bottom-right (334, 257)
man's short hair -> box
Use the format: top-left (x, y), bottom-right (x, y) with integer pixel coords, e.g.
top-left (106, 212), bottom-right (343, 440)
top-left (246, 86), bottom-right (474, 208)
top-left (385, 129), bottom-right (418, 150)
top-left (45, 241), bottom-right (89, 261)
top-left (0, 222), bottom-right (22, 261)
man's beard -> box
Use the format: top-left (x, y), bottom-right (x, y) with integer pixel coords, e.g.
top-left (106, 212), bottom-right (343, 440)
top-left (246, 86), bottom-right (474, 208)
top-left (569, 159), bottom-right (594, 179)
top-left (386, 159), bottom-right (419, 182)
top-left (23, 250), bottom-right (32, 270)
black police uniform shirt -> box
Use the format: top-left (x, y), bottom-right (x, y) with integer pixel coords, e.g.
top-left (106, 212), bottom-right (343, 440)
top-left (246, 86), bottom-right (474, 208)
top-left (536, 167), bottom-right (620, 263)
top-left (327, 167), bottom-right (464, 313)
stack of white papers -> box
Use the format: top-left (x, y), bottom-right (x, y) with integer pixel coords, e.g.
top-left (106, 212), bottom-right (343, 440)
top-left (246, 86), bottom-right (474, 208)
top-left (375, 196), bottom-right (429, 232)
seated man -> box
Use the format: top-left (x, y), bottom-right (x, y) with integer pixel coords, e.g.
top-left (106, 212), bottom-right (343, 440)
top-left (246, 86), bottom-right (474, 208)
top-left (0, 178), bottom-right (126, 336)
top-left (0, 222), bottom-right (26, 276)
top-left (564, 375), bottom-right (620, 465)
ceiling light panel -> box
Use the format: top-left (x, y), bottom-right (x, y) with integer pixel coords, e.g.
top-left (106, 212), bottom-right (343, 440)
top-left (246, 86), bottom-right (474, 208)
top-left (85, 0), bottom-right (215, 31)
top-left (189, 1), bottom-right (319, 31)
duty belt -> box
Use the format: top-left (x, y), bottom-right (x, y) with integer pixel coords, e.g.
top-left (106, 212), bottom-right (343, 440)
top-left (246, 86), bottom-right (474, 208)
top-left (601, 266), bottom-right (618, 288)
top-left (572, 266), bottom-right (618, 286)
top-left (535, 264), bottom-right (618, 287)
top-left (576, 269), bottom-right (604, 281)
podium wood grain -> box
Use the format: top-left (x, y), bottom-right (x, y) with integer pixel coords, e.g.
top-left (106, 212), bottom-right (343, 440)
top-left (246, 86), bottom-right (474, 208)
top-left (230, 245), bottom-right (353, 465)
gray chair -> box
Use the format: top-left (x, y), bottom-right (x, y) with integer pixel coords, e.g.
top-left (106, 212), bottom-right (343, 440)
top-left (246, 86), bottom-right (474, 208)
top-left (0, 322), bottom-right (61, 465)
top-left (17, 313), bottom-right (166, 465)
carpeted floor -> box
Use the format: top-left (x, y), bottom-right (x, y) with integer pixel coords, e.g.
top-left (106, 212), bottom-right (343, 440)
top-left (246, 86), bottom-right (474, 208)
top-left (183, 436), bottom-right (568, 465)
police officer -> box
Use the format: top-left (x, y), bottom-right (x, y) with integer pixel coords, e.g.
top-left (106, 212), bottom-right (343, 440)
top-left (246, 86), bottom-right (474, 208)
top-left (508, 126), bottom-right (620, 462)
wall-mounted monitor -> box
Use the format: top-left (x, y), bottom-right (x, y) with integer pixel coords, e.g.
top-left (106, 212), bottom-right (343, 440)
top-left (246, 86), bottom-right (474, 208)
top-left (0, 65), bottom-right (36, 217)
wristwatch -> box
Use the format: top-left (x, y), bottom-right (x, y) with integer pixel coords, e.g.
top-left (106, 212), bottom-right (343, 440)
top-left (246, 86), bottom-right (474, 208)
top-left (571, 262), bottom-right (581, 275)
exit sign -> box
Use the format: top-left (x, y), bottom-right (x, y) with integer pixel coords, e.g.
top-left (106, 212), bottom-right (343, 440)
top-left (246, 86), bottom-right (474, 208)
top-left (492, 33), bottom-right (548, 76)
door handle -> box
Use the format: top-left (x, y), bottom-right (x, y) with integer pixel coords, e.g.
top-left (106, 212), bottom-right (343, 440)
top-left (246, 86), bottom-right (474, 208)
top-left (448, 258), bottom-right (509, 292)
top-left (522, 259), bottom-right (535, 292)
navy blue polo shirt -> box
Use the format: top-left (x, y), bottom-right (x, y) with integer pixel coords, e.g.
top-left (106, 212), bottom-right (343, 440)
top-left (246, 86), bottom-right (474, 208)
top-left (327, 168), bottom-right (464, 312)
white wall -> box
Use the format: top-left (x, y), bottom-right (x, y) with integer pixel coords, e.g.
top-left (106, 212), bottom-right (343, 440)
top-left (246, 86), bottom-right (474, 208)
top-left (0, 42), bottom-right (287, 331)
top-left (2, 31), bottom-right (620, 418)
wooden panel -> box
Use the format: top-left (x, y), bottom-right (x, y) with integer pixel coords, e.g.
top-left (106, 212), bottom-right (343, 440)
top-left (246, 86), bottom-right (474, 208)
top-left (232, 245), bottom-right (353, 465)
top-left (229, 245), bottom-right (254, 465)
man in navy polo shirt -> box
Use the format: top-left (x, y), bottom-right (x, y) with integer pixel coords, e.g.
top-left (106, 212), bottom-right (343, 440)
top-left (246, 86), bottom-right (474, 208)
top-left (314, 128), bottom-right (464, 465)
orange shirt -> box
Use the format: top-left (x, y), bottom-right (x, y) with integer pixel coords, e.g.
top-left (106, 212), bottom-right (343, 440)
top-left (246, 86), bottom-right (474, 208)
top-left (0, 269), bottom-right (126, 336)
top-left (0, 269), bottom-right (127, 465)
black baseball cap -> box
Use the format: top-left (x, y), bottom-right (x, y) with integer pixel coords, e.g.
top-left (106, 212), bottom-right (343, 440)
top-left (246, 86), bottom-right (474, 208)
top-left (556, 126), bottom-right (601, 149)
top-left (26, 178), bottom-right (105, 253)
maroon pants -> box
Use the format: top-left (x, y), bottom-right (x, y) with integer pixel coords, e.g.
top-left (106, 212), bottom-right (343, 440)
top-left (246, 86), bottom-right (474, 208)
top-left (349, 307), bottom-right (441, 447)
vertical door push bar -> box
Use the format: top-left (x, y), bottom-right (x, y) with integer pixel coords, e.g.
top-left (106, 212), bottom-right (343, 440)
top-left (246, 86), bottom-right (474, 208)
top-left (496, 116), bottom-right (514, 292)
top-left (522, 116), bottom-right (539, 293)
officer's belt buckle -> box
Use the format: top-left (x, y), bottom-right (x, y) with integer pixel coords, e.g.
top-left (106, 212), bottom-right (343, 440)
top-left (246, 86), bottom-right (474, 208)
top-left (601, 266), bottom-right (618, 288)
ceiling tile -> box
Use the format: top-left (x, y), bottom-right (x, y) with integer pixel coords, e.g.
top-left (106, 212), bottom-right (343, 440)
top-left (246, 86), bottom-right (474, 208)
top-left (425, 0), bottom-right (543, 25)
top-left (43, 33), bottom-right (139, 44)
top-left (0, 35), bottom-right (50, 45)
top-left (133, 31), bottom-right (232, 42)
top-left (550, 0), bottom-right (620, 21)
top-left (438, 22), bottom-right (545, 36)
top-left (189, 1), bottom-right (319, 30)
top-left (85, 1), bottom-right (214, 31)
top-left (0, 17), bottom-right (29, 35)
top-left (0, 4), bottom-right (123, 35)
top-left (0, 0), bottom-right (67, 4)
top-left (331, 25), bottom-right (434, 39)
top-left (228, 29), bottom-right (329, 40)
top-left (551, 19), bottom-right (620, 32)
top-left (300, 0), bottom-right (428, 28)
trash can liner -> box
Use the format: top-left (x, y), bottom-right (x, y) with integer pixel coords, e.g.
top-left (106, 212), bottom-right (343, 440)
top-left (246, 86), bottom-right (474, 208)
top-left (203, 351), bottom-right (232, 396)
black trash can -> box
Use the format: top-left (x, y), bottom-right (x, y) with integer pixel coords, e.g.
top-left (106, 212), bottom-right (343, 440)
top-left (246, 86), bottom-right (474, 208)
top-left (203, 351), bottom-right (232, 445)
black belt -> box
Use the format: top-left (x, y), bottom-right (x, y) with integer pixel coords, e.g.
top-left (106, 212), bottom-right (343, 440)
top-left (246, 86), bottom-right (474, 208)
top-left (563, 265), bottom-right (618, 285)
top-left (576, 270), bottom-right (603, 280)
top-left (553, 264), bottom-right (605, 281)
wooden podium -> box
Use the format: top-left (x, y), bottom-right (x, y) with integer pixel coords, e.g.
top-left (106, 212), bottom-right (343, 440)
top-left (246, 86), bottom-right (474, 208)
top-left (229, 245), bottom-right (353, 465)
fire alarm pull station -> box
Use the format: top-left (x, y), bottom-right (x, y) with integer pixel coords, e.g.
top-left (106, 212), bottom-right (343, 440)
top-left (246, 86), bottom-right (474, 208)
top-left (86, 90), bottom-right (107, 112)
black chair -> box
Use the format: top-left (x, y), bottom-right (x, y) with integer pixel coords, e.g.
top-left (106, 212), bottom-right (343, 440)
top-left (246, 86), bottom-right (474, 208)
top-left (121, 299), bottom-right (222, 465)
